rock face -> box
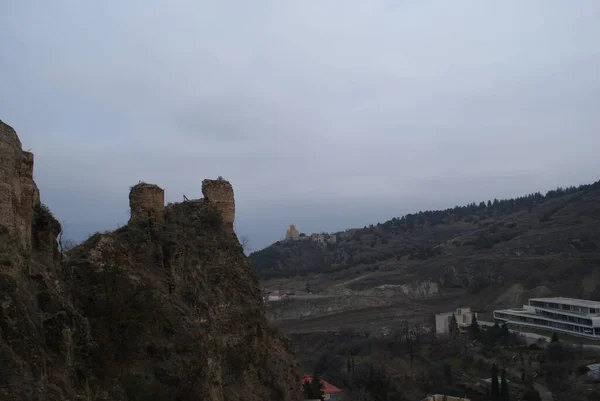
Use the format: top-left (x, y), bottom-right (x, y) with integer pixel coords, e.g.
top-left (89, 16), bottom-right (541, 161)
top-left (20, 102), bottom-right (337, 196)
top-left (0, 120), bottom-right (40, 250)
top-left (0, 121), bottom-right (299, 401)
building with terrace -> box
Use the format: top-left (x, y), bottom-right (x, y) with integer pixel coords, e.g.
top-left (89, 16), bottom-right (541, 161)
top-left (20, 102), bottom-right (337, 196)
top-left (493, 297), bottom-right (600, 340)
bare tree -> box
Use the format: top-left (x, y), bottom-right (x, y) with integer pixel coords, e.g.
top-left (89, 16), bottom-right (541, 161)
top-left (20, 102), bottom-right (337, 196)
top-left (61, 239), bottom-right (77, 252)
top-left (58, 221), bottom-right (78, 254)
top-left (239, 236), bottom-right (250, 253)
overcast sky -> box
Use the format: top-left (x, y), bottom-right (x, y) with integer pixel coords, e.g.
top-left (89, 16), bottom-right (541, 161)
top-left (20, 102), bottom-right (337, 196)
top-left (2, 1), bottom-right (600, 251)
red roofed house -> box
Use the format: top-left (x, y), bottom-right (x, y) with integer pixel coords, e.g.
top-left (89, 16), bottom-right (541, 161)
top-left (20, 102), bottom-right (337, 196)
top-left (301, 375), bottom-right (342, 400)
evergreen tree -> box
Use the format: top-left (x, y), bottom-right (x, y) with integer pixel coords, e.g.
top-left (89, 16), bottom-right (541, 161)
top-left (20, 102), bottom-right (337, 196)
top-left (347, 357), bottom-right (352, 374)
top-left (310, 372), bottom-right (325, 401)
top-left (470, 313), bottom-right (481, 340)
top-left (450, 314), bottom-right (459, 336)
top-left (522, 387), bottom-right (542, 401)
top-left (500, 369), bottom-right (509, 401)
top-left (302, 380), bottom-right (316, 400)
top-left (500, 322), bottom-right (510, 337)
top-left (443, 363), bottom-right (453, 386)
top-left (489, 322), bottom-right (501, 343)
top-left (551, 332), bottom-right (559, 343)
top-left (351, 357), bottom-right (355, 373)
top-left (491, 363), bottom-right (500, 401)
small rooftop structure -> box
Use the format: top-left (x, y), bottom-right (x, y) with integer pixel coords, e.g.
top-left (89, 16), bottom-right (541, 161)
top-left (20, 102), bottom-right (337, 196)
top-left (421, 395), bottom-right (470, 401)
top-left (586, 363), bottom-right (600, 380)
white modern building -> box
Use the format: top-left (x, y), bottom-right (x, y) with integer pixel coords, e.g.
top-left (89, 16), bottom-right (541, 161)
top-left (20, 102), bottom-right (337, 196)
top-left (493, 297), bottom-right (600, 340)
top-left (435, 307), bottom-right (477, 335)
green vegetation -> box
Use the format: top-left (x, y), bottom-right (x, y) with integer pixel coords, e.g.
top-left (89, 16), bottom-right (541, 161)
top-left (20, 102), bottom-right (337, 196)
top-left (119, 374), bottom-right (174, 401)
top-left (302, 371), bottom-right (325, 400)
top-left (250, 180), bottom-right (600, 281)
top-left (294, 321), bottom-right (600, 401)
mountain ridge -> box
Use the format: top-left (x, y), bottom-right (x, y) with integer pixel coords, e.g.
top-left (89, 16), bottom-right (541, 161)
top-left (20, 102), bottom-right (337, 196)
top-left (249, 178), bottom-right (600, 318)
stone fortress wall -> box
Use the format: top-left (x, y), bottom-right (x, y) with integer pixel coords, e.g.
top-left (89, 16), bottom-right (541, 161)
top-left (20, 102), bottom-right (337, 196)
top-left (129, 177), bottom-right (236, 231)
top-left (284, 223), bottom-right (336, 246)
top-left (202, 178), bottom-right (235, 230)
top-left (1, 120), bottom-right (237, 253)
top-left (0, 120), bottom-right (41, 250)
top-left (129, 183), bottom-right (166, 225)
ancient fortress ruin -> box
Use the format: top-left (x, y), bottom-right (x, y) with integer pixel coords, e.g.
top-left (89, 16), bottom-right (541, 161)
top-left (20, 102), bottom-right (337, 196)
top-left (128, 177), bottom-right (236, 231)
top-left (283, 223), bottom-right (336, 246)
top-left (0, 119), bottom-right (236, 253)
top-left (0, 120), bottom-right (41, 250)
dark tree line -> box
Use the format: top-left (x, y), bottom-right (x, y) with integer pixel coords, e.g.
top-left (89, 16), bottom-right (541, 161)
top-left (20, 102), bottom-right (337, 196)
top-left (488, 363), bottom-right (510, 401)
top-left (384, 182), bottom-right (598, 230)
top-left (250, 180), bottom-right (600, 279)
top-left (302, 371), bottom-right (325, 400)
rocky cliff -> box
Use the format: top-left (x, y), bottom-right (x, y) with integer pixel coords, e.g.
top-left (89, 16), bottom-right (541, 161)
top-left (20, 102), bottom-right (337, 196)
top-left (0, 120), bottom-right (299, 401)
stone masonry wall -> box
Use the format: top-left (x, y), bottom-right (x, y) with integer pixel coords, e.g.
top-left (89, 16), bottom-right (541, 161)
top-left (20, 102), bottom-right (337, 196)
top-left (0, 121), bottom-right (20, 233)
top-left (129, 183), bottom-right (165, 225)
top-left (202, 178), bottom-right (235, 230)
top-left (0, 120), bottom-right (40, 250)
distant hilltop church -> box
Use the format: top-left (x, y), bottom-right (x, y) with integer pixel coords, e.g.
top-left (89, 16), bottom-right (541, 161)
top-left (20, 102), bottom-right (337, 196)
top-left (284, 224), bottom-right (336, 246)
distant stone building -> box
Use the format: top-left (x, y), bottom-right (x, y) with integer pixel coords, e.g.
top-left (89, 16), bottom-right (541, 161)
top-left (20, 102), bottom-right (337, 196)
top-left (435, 307), bottom-right (477, 335)
top-left (310, 233), bottom-right (326, 245)
top-left (285, 224), bottom-right (300, 240)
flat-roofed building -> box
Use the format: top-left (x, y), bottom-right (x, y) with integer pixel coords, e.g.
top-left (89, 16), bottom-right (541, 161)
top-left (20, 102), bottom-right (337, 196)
top-left (493, 297), bottom-right (600, 340)
top-left (435, 307), bottom-right (476, 334)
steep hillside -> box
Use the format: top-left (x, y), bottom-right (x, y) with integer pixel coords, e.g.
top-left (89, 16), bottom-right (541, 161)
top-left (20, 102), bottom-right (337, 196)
top-left (0, 120), bottom-right (299, 401)
top-left (250, 178), bottom-right (600, 314)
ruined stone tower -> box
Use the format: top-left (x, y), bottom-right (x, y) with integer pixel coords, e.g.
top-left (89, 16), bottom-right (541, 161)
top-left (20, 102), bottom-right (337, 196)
top-left (285, 224), bottom-right (300, 240)
top-left (0, 120), bottom-right (41, 250)
top-left (202, 178), bottom-right (235, 231)
top-left (128, 183), bottom-right (165, 225)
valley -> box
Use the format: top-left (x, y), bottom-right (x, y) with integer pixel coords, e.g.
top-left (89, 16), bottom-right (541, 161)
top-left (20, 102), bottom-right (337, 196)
top-left (252, 181), bottom-right (600, 335)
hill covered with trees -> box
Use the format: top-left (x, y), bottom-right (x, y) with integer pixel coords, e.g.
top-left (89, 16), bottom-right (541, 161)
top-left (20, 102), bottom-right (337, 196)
top-left (249, 179), bottom-right (600, 301)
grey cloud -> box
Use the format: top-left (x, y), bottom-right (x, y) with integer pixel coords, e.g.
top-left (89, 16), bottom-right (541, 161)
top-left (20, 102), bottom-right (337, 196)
top-left (1, 1), bottom-right (600, 250)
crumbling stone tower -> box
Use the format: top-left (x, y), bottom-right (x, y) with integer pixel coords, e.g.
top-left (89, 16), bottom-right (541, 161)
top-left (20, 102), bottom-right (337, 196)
top-left (202, 178), bottom-right (235, 231)
top-left (285, 224), bottom-right (300, 240)
top-left (128, 183), bottom-right (165, 225)
top-left (0, 120), bottom-right (41, 250)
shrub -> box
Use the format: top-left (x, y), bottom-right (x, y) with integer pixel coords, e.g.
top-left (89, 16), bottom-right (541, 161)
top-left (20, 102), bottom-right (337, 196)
top-left (119, 373), bottom-right (174, 401)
